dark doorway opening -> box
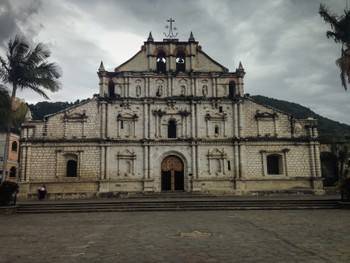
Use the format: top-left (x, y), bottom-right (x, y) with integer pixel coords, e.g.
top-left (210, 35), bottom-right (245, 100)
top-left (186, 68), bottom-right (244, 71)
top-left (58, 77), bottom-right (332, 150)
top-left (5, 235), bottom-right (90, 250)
top-left (267, 155), bottom-right (281, 175)
top-left (66, 160), bottom-right (78, 177)
top-left (161, 155), bottom-right (184, 192)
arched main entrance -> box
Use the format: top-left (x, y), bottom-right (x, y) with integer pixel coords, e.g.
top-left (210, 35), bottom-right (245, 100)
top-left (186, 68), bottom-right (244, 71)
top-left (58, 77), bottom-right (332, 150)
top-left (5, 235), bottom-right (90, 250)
top-left (161, 155), bottom-right (184, 191)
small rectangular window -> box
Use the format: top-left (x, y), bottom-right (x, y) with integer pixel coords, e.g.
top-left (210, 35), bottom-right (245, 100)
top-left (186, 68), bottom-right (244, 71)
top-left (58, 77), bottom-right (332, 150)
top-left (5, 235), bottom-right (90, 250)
top-left (121, 120), bottom-right (124, 129)
top-left (215, 126), bottom-right (219, 135)
top-left (228, 161), bottom-right (231, 171)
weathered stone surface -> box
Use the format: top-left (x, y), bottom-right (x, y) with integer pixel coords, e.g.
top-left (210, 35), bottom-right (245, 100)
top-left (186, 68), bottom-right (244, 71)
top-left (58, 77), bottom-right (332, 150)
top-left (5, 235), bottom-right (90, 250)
top-left (19, 34), bottom-right (322, 199)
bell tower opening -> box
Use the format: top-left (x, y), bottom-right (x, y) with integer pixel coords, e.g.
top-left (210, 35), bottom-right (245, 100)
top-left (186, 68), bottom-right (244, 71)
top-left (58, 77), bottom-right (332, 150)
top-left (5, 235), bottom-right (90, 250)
top-left (156, 51), bottom-right (166, 74)
top-left (229, 81), bottom-right (236, 98)
top-left (176, 51), bottom-right (186, 73)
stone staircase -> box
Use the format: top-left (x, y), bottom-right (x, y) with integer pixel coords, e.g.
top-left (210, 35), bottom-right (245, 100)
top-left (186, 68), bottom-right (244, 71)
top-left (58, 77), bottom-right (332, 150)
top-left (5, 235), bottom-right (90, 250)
top-left (17, 194), bottom-right (341, 214)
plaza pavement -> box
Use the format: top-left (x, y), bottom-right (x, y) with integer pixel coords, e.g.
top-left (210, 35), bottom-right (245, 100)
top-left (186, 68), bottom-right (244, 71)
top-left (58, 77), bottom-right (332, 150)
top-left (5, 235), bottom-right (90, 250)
top-left (0, 208), bottom-right (349, 262)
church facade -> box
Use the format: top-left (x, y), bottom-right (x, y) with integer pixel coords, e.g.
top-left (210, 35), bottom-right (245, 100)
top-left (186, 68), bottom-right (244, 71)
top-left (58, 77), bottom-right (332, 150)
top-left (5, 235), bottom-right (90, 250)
top-left (19, 30), bottom-right (323, 199)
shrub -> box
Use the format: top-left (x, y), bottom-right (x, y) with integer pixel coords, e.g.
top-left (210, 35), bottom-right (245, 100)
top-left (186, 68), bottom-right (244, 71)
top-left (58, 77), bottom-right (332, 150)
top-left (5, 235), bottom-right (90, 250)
top-left (340, 177), bottom-right (350, 201)
top-left (0, 181), bottom-right (19, 206)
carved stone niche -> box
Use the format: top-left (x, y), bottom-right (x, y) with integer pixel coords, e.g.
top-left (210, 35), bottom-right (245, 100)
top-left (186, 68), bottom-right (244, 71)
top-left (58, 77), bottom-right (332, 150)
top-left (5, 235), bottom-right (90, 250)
top-left (63, 111), bottom-right (88, 122)
top-left (116, 149), bottom-right (136, 176)
top-left (205, 112), bottom-right (227, 121)
top-left (116, 112), bottom-right (138, 138)
top-left (254, 110), bottom-right (278, 120)
top-left (207, 148), bottom-right (227, 175)
top-left (255, 110), bottom-right (278, 137)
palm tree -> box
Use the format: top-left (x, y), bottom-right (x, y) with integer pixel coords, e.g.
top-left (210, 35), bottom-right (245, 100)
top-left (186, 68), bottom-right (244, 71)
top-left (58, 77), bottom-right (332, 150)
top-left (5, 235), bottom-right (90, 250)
top-left (0, 35), bottom-right (61, 182)
top-left (0, 86), bottom-right (11, 130)
top-left (0, 35), bottom-right (62, 100)
top-left (319, 4), bottom-right (350, 90)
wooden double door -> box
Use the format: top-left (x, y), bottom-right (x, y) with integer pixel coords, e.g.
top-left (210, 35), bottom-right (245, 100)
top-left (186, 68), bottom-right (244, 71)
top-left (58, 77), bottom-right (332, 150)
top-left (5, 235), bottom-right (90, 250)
top-left (161, 155), bottom-right (184, 191)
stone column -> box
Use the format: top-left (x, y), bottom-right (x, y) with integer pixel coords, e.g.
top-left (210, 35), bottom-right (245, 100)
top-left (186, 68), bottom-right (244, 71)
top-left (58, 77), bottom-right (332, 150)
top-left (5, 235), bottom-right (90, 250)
top-left (195, 143), bottom-right (199, 178)
top-left (105, 103), bottom-right (109, 138)
top-left (314, 143), bottom-right (321, 178)
top-left (195, 102), bottom-right (199, 138)
top-left (273, 118), bottom-right (278, 137)
top-left (100, 101), bottom-right (107, 138)
top-left (222, 157), bottom-right (226, 175)
top-left (158, 115), bottom-right (162, 138)
top-left (233, 103), bottom-right (238, 137)
top-left (143, 100), bottom-right (148, 139)
top-left (309, 142), bottom-right (316, 177)
top-left (147, 146), bottom-right (151, 179)
top-left (191, 142), bottom-right (197, 178)
top-left (143, 144), bottom-right (148, 179)
top-left (100, 146), bottom-right (105, 180)
top-left (238, 101), bottom-right (244, 138)
top-left (191, 102), bottom-right (195, 138)
top-left (223, 119), bottom-right (226, 137)
top-left (20, 145), bottom-right (27, 182)
top-left (26, 146), bottom-right (31, 182)
top-left (234, 143), bottom-right (239, 178)
top-left (104, 146), bottom-right (108, 180)
top-left (154, 115), bottom-right (158, 138)
top-left (239, 144), bottom-right (245, 178)
top-left (282, 149), bottom-right (289, 176)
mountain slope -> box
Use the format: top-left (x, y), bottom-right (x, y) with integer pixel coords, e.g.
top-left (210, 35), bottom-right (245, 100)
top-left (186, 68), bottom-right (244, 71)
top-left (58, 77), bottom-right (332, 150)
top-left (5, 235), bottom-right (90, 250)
top-left (251, 95), bottom-right (350, 140)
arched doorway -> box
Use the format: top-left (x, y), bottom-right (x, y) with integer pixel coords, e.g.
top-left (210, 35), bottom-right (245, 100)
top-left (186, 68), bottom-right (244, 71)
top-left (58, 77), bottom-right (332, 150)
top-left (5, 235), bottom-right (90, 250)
top-left (161, 155), bottom-right (184, 191)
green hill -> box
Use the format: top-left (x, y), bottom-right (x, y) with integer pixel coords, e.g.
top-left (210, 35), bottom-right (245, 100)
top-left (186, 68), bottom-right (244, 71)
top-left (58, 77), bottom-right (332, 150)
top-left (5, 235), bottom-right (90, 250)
top-left (251, 95), bottom-right (350, 141)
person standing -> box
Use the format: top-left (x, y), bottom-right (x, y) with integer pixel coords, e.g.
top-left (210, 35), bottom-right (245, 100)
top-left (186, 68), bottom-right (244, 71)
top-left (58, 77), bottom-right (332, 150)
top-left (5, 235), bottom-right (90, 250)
top-left (38, 185), bottom-right (47, 200)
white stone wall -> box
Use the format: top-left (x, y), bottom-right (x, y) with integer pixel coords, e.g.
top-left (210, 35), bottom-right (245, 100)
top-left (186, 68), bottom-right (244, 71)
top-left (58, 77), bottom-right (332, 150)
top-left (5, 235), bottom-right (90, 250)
top-left (19, 36), bottom-right (324, 199)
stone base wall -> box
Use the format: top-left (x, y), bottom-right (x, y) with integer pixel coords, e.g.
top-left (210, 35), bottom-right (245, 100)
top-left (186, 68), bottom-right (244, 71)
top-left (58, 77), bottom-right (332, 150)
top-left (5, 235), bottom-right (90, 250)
top-left (18, 177), bottom-right (324, 200)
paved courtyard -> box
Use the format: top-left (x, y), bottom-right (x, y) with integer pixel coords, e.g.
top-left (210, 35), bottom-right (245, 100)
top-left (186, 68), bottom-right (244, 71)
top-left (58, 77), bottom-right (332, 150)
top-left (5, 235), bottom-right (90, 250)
top-left (0, 209), bottom-right (349, 262)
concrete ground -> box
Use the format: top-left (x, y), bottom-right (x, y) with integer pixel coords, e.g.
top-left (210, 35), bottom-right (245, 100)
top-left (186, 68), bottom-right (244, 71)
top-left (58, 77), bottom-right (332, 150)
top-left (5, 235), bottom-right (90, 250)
top-left (0, 209), bottom-right (350, 262)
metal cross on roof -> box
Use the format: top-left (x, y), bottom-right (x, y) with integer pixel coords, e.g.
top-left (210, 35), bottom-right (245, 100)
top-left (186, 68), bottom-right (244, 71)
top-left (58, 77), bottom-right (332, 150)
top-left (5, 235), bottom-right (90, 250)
top-left (164, 18), bottom-right (178, 39)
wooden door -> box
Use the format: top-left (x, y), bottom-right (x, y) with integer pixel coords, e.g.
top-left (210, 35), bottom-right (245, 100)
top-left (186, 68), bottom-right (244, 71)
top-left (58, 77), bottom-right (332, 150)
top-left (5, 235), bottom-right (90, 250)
top-left (161, 155), bottom-right (184, 191)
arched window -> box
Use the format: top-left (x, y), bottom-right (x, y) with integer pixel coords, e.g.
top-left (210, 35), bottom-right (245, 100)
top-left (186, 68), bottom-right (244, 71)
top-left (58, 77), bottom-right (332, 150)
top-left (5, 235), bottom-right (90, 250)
top-left (108, 80), bottom-right (115, 98)
top-left (267, 154), bottom-right (282, 175)
top-left (229, 81), bottom-right (236, 98)
top-left (168, 119), bottom-right (177, 138)
top-left (136, 85), bottom-right (141, 97)
top-left (66, 160), bottom-right (78, 177)
top-left (176, 51), bottom-right (186, 72)
top-left (9, 166), bottom-right (16, 178)
top-left (156, 51), bottom-right (166, 74)
top-left (11, 141), bottom-right (18, 152)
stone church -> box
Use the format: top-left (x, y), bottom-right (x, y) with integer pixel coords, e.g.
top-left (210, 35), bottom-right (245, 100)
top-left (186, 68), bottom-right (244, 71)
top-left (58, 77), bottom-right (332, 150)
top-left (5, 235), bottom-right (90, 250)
top-left (19, 25), bottom-right (323, 199)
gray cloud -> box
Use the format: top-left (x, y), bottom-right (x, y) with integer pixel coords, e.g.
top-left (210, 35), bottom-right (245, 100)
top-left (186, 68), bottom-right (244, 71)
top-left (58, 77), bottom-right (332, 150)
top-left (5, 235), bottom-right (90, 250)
top-left (0, 0), bottom-right (349, 125)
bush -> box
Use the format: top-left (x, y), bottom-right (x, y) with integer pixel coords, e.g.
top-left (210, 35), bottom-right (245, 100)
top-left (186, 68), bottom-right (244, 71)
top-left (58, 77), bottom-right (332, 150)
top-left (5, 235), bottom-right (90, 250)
top-left (0, 181), bottom-right (19, 206)
top-left (340, 177), bottom-right (350, 201)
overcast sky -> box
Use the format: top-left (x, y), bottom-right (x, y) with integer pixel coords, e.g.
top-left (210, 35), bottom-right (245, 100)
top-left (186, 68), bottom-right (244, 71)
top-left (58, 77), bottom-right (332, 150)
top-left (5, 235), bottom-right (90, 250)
top-left (0, 0), bottom-right (349, 125)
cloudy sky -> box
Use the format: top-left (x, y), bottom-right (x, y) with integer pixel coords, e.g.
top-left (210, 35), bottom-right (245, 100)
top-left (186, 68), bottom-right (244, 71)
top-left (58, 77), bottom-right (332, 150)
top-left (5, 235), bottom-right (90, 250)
top-left (0, 0), bottom-right (349, 125)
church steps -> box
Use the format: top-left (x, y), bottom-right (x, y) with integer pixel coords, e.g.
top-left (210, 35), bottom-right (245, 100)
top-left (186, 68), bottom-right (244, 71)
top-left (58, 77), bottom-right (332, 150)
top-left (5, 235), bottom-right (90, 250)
top-left (16, 199), bottom-right (341, 214)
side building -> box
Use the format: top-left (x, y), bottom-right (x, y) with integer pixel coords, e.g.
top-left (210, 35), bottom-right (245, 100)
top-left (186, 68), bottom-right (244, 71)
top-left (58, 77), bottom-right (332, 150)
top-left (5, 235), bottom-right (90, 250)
top-left (19, 32), bottom-right (323, 199)
top-left (0, 132), bottom-right (20, 182)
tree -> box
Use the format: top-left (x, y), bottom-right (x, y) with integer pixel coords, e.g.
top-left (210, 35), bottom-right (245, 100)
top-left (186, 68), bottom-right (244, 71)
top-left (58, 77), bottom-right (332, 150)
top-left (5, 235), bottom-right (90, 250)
top-left (0, 35), bottom-right (62, 182)
top-left (0, 86), bottom-right (11, 130)
top-left (319, 4), bottom-right (350, 90)
top-left (0, 35), bottom-right (62, 100)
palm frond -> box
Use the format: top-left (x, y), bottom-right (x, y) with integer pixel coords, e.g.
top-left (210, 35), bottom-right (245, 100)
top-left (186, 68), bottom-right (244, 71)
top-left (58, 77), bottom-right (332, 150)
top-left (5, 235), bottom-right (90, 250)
top-left (319, 4), bottom-right (339, 29)
top-left (1, 34), bottom-right (62, 100)
top-left (336, 55), bottom-right (350, 90)
top-left (319, 4), bottom-right (350, 43)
